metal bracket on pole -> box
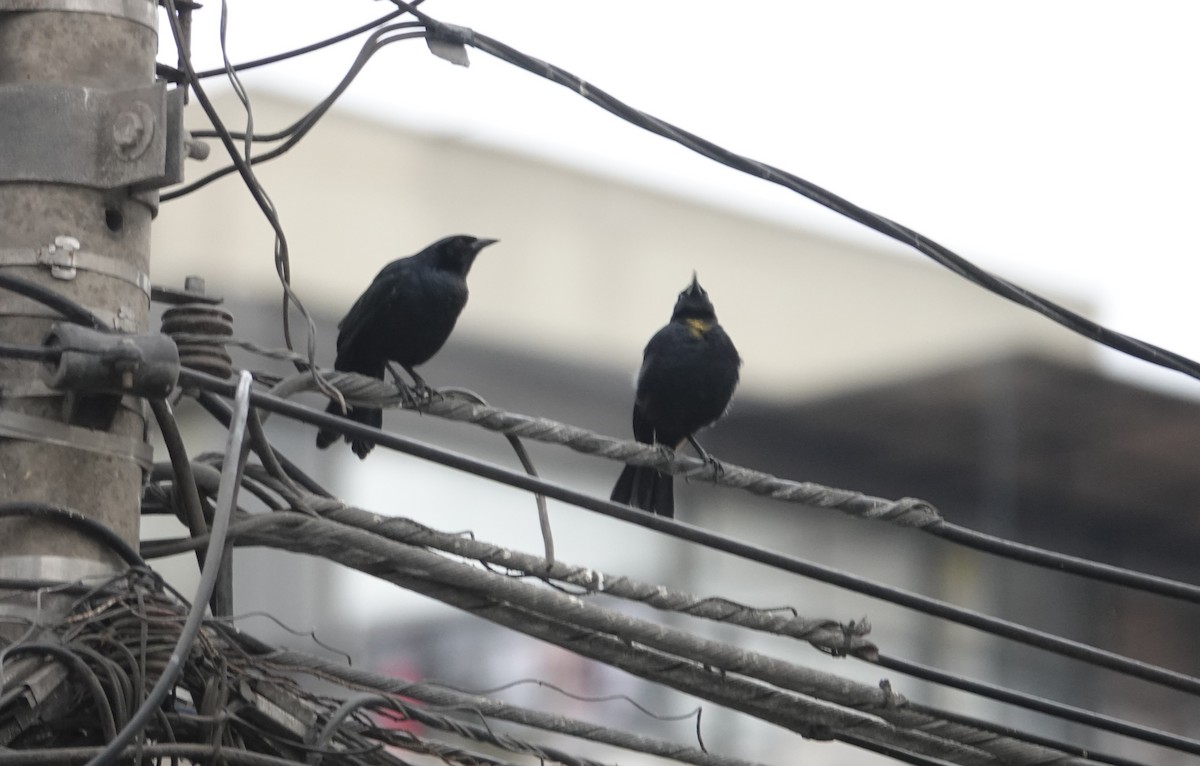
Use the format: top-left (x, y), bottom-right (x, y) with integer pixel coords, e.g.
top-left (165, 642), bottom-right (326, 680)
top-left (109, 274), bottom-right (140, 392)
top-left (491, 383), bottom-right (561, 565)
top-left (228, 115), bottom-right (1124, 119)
top-left (0, 0), bottom-right (158, 31)
top-left (0, 82), bottom-right (186, 190)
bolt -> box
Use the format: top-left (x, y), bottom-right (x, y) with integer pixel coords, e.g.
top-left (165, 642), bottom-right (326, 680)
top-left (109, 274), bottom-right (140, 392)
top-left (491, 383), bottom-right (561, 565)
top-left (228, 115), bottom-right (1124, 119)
top-left (184, 276), bottom-right (206, 295)
top-left (184, 132), bottom-right (211, 161)
top-left (112, 103), bottom-right (155, 160)
top-left (113, 112), bottom-right (144, 150)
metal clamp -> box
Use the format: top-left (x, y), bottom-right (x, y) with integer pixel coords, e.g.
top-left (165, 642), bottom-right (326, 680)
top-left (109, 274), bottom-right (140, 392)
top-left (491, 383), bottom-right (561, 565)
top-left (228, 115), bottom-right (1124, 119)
top-left (44, 236), bottom-right (81, 281)
top-left (0, 82), bottom-right (185, 190)
top-left (44, 323), bottom-right (179, 399)
top-left (0, 237), bottom-right (151, 299)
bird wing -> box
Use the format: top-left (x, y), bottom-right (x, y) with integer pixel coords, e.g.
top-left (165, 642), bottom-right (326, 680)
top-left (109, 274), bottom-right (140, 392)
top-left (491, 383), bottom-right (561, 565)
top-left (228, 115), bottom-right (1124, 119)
top-left (335, 261), bottom-right (409, 356)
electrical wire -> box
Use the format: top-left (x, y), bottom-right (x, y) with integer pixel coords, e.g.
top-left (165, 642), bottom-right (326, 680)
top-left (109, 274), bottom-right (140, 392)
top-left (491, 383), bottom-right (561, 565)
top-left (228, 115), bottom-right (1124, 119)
top-left (363, 1), bottom-right (1200, 388)
top-left (0, 503), bottom-right (143, 568)
top-left (876, 653), bottom-right (1200, 757)
top-left (179, 367), bottom-right (1200, 701)
top-left (418, 14), bottom-right (1200, 385)
top-left (192, 8), bottom-right (409, 79)
top-left (82, 371), bottom-right (254, 766)
top-left (190, 389), bottom-right (333, 499)
top-left (0, 343), bottom-right (60, 363)
top-left (0, 643), bottom-right (119, 743)
top-left (0, 272), bottom-right (107, 331)
top-left (148, 399), bottom-right (210, 574)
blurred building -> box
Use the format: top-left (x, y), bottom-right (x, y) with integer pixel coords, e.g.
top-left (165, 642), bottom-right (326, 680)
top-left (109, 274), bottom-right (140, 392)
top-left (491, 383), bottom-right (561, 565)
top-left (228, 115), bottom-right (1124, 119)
top-left (147, 93), bottom-right (1200, 764)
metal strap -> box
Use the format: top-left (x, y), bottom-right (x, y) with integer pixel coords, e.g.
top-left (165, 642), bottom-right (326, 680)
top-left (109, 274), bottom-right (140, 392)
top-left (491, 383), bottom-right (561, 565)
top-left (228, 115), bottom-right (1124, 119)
top-left (0, 0), bottom-right (157, 31)
top-left (0, 409), bottom-right (153, 471)
top-left (0, 306), bottom-right (138, 333)
top-left (0, 238), bottom-right (151, 299)
top-left (0, 555), bottom-right (122, 582)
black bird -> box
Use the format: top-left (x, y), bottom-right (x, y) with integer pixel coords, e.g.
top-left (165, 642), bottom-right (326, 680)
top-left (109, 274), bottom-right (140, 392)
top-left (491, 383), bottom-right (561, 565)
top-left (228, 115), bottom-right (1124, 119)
top-left (610, 274), bottom-right (740, 517)
top-left (315, 234), bottom-right (497, 458)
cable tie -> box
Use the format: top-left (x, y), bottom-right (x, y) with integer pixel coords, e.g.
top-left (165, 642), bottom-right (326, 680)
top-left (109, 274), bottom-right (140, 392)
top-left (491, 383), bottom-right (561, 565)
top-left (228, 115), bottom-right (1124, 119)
top-left (424, 20), bottom-right (473, 67)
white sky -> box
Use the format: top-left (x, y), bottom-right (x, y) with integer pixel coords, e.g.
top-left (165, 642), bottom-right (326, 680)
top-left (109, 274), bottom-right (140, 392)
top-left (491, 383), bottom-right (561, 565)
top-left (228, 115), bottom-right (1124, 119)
top-left (178, 1), bottom-right (1200, 396)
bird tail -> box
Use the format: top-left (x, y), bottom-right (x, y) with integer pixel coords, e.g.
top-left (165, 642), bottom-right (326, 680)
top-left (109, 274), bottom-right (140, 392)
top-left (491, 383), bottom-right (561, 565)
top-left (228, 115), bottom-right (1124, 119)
top-left (610, 464), bottom-right (674, 518)
top-left (315, 398), bottom-right (383, 459)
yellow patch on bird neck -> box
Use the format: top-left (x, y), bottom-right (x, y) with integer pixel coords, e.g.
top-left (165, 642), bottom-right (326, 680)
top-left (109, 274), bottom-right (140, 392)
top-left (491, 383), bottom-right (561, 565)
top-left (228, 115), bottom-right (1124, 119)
top-left (685, 318), bottom-right (714, 337)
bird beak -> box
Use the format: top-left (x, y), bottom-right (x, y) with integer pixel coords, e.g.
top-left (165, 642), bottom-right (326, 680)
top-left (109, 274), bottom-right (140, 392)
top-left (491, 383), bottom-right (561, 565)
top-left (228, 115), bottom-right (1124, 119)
top-left (474, 238), bottom-right (499, 252)
top-left (689, 271), bottom-right (701, 292)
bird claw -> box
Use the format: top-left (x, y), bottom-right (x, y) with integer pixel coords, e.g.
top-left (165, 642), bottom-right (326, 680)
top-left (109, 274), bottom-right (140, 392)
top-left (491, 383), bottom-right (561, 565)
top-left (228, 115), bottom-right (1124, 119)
top-left (394, 383), bottom-right (420, 409)
top-left (704, 454), bottom-right (725, 480)
top-left (410, 382), bottom-right (443, 409)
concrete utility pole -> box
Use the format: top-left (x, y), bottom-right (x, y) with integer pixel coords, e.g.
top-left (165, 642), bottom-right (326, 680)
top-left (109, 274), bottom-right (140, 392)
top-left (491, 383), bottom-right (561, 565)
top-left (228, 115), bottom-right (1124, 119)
top-left (0, 2), bottom-right (179, 599)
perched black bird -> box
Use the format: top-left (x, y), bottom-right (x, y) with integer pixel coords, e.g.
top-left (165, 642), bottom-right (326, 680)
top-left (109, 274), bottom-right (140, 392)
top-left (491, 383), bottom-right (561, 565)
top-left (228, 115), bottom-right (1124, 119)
top-left (315, 234), bottom-right (497, 458)
top-left (610, 274), bottom-right (740, 517)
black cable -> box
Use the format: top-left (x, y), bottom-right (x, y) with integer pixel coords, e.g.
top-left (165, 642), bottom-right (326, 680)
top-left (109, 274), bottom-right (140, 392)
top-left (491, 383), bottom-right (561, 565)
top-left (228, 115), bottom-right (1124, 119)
top-left (191, 389), bottom-right (333, 498)
top-left (83, 372), bottom-right (254, 766)
top-left (0, 342), bottom-right (61, 363)
top-left (179, 367), bottom-right (1200, 700)
top-left (0, 503), bottom-right (143, 567)
top-left (0, 273), bottom-right (108, 331)
top-left (141, 534), bottom-right (210, 559)
top-left (378, 2), bottom-right (1200, 386)
top-left (308, 693), bottom-right (389, 765)
top-left (836, 733), bottom-right (959, 766)
top-left (69, 644), bottom-right (132, 729)
top-left (148, 400), bottom-right (210, 572)
top-left (906, 707), bottom-right (1158, 766)
top-left (2, 643), bottom-right (118, 742)
top-left (876, 653), bottom-right (1200, 757)
top-left (927, 521), bottom-right (1200, 605)
top-left (192, 8), bottom-right (408, 79)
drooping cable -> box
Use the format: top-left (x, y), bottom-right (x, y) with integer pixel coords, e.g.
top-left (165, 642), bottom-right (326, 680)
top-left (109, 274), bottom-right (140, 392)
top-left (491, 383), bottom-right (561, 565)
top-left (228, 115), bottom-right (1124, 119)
top-left (161, 0), bottom-right (340, 415)
top-left (371, 1), bottom-right (1200, 387)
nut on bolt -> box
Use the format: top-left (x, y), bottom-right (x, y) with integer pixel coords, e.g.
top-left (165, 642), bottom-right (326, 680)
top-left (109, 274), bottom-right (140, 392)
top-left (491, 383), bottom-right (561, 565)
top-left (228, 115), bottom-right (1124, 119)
top-left (112, 102), bottom-right (156, 160)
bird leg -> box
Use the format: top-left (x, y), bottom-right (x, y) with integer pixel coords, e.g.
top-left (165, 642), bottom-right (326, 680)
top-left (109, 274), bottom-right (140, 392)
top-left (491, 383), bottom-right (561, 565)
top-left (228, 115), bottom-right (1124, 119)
top-left (384, 362), bottom-right (421, 408)
top-left (687, 435), bottom-right (725, 480)
top-left (385, 362), bottom-right (441, 408)
top-left (404, 365), bottom-right (443, 405)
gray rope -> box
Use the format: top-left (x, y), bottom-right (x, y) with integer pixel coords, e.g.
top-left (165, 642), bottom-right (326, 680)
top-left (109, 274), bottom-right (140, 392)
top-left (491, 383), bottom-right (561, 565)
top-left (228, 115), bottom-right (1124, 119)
top-left (263, 369), bottom-right (943, 528)
top-left (230, 511), bottom-right (1093, 766)
top-left (293, 492), bottom-right (878, 660)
